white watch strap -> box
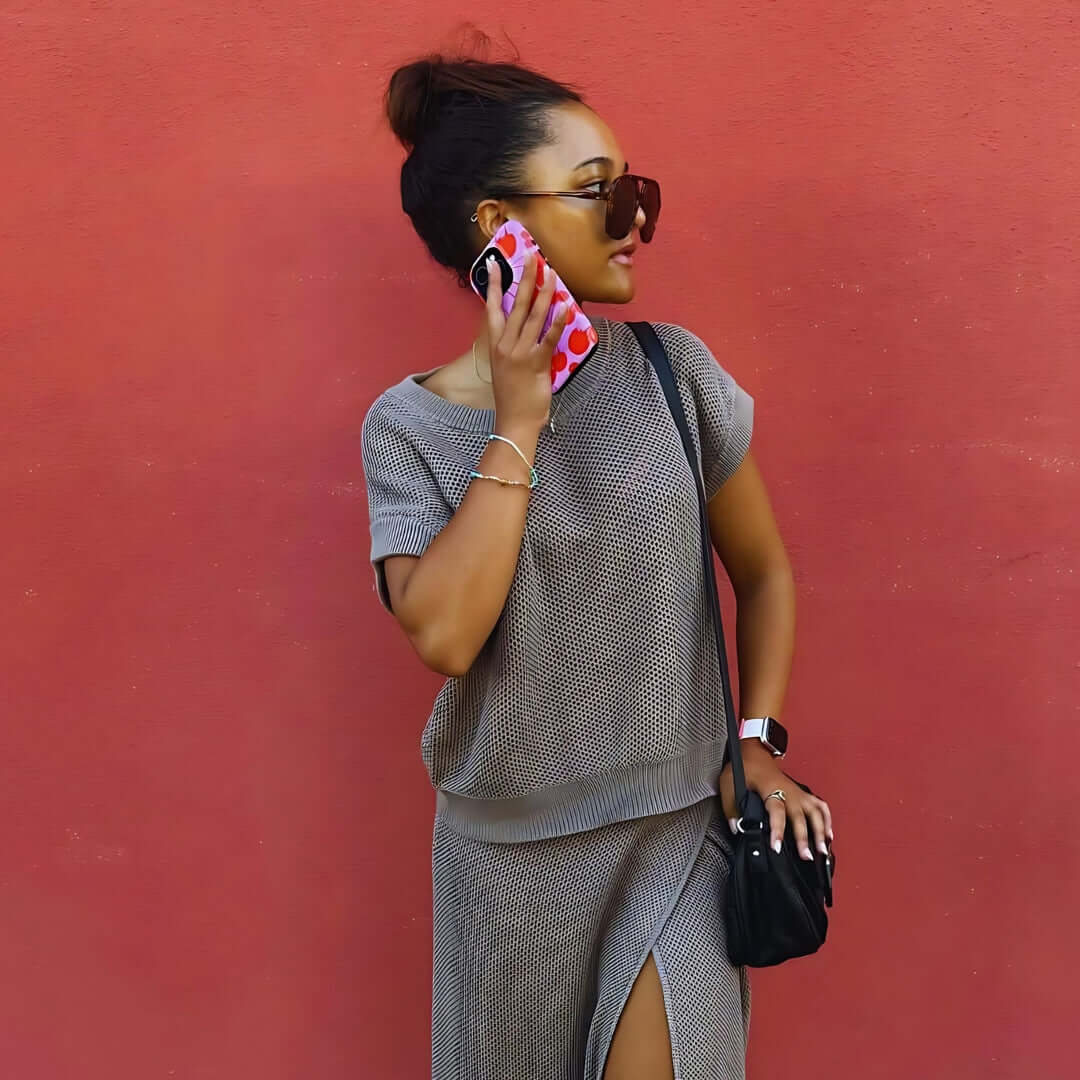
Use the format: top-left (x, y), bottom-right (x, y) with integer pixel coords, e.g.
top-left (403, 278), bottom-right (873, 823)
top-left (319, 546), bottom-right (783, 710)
top-left (739, 717), bottom-right (768, 740)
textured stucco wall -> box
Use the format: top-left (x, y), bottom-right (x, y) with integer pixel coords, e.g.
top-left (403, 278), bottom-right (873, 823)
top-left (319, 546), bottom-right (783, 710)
top-left (3, 2), bottom-right (1077, 1076)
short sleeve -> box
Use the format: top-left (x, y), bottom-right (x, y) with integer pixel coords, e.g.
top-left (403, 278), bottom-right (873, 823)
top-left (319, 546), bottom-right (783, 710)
top-left (360, 396), bottom-right (453, 612)
top-left (653, 323), bottom-right (754, 501)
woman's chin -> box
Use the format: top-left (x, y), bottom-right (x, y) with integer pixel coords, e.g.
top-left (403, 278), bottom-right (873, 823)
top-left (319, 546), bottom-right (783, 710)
top-left (586, 263), bottom-right (636, 304)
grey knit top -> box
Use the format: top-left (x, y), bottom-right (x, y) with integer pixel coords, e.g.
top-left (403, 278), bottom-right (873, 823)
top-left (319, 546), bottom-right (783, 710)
top-left (361, 318), bottom-right (754, 842)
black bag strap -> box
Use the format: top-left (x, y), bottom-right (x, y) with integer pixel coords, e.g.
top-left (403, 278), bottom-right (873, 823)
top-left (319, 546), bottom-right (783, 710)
top-left (627, 321), bottom-right (754, 822)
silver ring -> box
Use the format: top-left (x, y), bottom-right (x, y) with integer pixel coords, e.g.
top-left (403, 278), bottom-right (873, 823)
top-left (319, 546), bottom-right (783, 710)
top-left (765, 789), bottom-right (787, 803)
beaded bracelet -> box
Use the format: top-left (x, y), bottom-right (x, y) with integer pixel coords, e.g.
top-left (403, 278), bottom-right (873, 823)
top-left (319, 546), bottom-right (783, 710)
top-left (474, 432), bottom-right (539, 489)
top-left (488, 433), bottom-right (538, 487)
top-left (469, 470), bottom-right (534, 490)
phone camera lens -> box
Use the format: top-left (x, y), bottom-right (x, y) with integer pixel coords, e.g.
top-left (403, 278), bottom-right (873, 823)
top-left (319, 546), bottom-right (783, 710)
top-left (475, 265), bottom-right (489, 287)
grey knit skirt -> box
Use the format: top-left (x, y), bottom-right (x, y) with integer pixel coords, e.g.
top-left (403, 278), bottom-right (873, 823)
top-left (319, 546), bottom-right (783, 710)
top-left (430, 794), bottom-right (752, 1080)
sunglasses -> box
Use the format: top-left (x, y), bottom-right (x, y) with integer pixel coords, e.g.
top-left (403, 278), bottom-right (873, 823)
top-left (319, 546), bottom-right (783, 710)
top-left (491, 173), bottom-right (661, 243)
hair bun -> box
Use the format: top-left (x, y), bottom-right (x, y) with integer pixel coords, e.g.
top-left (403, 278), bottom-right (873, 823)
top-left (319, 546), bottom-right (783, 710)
top-left (385, 58), bottom-right (443, 150)
top-left (382, 44), bottom-right (583, 288)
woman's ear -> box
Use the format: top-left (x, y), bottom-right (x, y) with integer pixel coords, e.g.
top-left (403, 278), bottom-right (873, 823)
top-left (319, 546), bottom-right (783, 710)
top-left (473, 199), bottom-right (508, 240)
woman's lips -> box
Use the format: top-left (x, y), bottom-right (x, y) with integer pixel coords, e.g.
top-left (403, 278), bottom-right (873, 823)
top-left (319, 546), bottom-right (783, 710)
top-left (610, 252), bottom-right (635, 266)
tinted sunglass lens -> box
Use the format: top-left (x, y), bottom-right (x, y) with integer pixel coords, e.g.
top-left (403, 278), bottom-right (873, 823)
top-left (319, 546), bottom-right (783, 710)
top-left (640, 181), bottom-right (661, 243)
top-left (607, 175), bottom-right (638, 238)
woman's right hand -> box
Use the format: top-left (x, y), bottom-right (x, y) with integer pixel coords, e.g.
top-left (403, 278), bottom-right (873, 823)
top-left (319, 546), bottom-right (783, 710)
top-left (484, 249), bottom-right (569, 433)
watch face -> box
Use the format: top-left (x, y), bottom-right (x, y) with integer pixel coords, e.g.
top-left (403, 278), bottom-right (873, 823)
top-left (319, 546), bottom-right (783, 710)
top-left (764, 717), bottom-right (788, 756)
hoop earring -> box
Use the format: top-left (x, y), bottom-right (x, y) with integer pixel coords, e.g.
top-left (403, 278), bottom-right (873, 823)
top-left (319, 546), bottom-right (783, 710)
top-left (470, 212), bottom-right (479, 223)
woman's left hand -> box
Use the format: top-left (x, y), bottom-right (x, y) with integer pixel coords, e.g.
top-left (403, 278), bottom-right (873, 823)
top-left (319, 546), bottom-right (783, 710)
top-left (717, 742), bottom-right (834, 861)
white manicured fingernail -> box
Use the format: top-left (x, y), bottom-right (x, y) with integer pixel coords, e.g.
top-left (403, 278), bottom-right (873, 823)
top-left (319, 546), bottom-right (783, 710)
top-left (772, 839), bottom-right (782, 854)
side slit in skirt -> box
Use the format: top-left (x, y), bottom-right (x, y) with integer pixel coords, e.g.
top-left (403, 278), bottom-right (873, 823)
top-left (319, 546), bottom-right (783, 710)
top-left (431, 794), bottom-right (752, 1080)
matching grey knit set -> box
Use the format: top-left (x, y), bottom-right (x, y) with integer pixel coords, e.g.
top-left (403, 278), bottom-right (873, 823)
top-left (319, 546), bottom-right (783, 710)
top-left (362, 317), bottom-right (756, 1079)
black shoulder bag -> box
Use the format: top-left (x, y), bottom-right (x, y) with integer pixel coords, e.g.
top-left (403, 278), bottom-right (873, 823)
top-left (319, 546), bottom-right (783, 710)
top-left (628, 321), bottom-right (836, 968)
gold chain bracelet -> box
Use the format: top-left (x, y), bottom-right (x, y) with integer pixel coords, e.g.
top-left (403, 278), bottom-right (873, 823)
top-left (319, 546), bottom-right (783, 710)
top-left (469, 470), bottom-right (534, 490)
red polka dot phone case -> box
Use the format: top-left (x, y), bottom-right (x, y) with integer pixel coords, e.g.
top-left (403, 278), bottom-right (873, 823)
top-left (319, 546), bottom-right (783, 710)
top-left (469, 219), bottom-right (600, 393)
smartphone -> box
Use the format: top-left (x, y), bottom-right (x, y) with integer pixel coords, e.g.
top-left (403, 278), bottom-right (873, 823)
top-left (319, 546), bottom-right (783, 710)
top-left (469, 219), bottom-right (599, 393)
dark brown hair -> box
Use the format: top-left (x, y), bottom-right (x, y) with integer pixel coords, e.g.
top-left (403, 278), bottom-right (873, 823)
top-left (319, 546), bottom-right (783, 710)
top-left (385, 43), bottom-right (583, 286)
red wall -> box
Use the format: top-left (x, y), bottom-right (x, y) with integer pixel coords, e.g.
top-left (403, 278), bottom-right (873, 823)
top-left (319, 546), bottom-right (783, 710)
top-left (4, 3), bottom-right (1078, 1077)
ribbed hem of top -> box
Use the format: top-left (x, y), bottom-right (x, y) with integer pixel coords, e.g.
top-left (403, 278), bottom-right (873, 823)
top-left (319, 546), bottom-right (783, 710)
top-left (704, 383), bottom-right (754, 500)
top-left (434, 737), bottom-right (730, 843)
top-left (369, 514), bottom-right (441, 611)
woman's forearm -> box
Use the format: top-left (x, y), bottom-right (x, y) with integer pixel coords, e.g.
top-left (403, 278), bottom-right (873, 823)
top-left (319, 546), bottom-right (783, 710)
top-left (732, 566), bottom-right (797, 724)
top-left (394, 421), bottom-right (540, 676)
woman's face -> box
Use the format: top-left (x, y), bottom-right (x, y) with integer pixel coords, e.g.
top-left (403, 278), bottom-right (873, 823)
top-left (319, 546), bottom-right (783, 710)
top-left (477, 103), bottom-right (649, 305)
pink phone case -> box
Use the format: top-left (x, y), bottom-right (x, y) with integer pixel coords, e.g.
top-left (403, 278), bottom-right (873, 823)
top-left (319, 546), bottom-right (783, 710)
top-left (469, 220), bottom-right (599, 393)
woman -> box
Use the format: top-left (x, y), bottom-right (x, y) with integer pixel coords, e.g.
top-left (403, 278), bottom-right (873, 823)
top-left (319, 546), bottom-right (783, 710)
top-left (362, 51), bottom-right (835, 1080)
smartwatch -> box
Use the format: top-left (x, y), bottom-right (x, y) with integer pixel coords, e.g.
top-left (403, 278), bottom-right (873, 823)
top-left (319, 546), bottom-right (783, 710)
top-left (738, 715), bottom-right (788, 758)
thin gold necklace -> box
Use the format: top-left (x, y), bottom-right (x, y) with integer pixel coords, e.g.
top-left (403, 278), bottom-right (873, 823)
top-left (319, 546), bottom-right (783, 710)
top-left (472, 339), bottom-right (492, 385)
top-left (473, 339), bottom-right (565, 434)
